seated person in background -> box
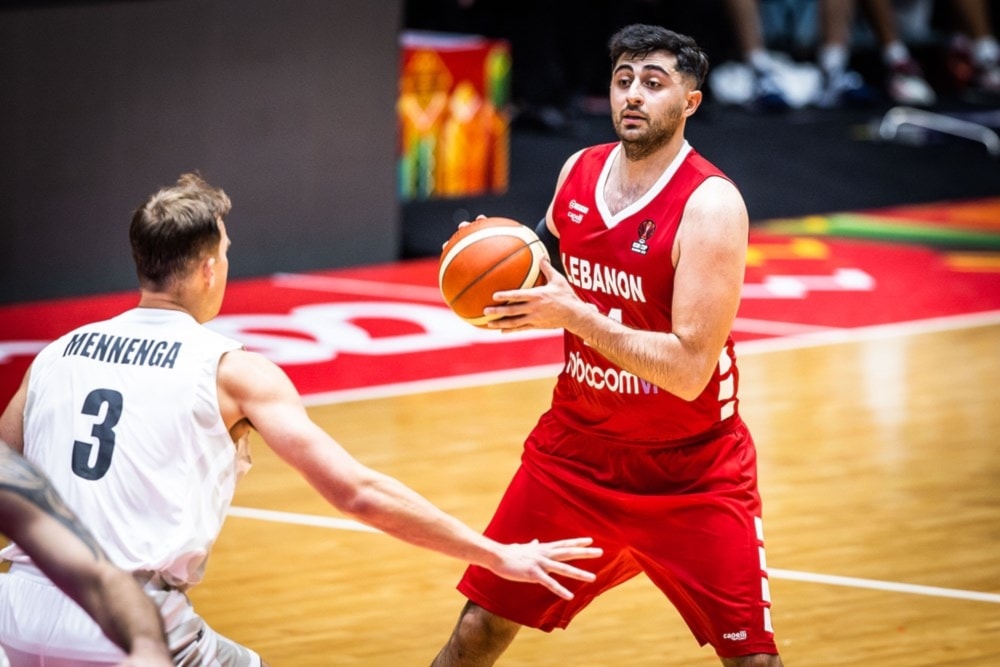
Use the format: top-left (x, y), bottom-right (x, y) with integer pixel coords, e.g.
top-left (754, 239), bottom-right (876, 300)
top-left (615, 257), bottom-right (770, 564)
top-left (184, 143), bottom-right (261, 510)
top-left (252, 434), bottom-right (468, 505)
top-left (860, 0), bottom-right (1000, 106)
top-left (719, 0), bottom-right (1000, 109)
top-left (944, 0), bottom-right (1000, 95)
top-left (859, 0), bottom-right (938, 106)
top-left (721, 0), bottom-right (874, 110)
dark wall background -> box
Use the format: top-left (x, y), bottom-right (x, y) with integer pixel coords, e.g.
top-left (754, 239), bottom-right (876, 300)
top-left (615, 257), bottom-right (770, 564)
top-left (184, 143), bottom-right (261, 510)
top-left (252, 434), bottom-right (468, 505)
top-left (3, 0), bottom-right (998, 305)
top-left (0, 0), bottom-right (403, 305)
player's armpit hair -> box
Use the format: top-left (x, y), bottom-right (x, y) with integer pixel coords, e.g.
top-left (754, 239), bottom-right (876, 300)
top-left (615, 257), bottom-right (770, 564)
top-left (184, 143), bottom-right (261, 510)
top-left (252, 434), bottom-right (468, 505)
top-left (535, 218), bottom-right (564, 275)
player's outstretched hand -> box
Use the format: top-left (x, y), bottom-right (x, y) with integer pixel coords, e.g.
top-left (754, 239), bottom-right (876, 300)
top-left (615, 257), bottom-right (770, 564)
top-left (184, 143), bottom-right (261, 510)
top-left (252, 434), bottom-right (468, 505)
top-left (490, 537), bottom-right (602, 600)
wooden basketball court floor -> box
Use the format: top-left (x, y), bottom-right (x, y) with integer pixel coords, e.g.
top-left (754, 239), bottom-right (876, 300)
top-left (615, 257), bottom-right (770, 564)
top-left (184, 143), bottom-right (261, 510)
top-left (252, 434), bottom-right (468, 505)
top-left (188, 314), bottom-right (1000, 666)
top-left (1, 198), bottom-right (998, 665)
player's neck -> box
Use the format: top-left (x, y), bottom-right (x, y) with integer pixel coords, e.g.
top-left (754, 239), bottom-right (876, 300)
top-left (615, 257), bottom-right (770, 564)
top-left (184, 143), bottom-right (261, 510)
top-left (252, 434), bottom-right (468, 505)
top-left (137, 290), bottom-right (198, 319)
top-left (606, 134), bottom-right (686, 215)
top-left (619, 129), bottom-right (686, 171)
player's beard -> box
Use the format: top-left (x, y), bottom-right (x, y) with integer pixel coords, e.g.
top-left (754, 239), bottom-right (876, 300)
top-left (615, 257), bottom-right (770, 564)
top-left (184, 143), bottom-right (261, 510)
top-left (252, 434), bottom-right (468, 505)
top-left (615, 103), bottom-right (685, 161)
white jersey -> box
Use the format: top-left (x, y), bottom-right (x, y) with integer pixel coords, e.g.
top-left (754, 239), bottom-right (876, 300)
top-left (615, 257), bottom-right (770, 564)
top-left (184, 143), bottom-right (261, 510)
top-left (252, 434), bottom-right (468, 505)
top-left (1, 308), bottom-right (247, 589)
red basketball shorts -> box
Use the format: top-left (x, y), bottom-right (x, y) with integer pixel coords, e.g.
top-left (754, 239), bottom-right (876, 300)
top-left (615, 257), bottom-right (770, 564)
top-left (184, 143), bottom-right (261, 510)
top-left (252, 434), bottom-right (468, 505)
top-left (457, 411), bottom-right (778, 658)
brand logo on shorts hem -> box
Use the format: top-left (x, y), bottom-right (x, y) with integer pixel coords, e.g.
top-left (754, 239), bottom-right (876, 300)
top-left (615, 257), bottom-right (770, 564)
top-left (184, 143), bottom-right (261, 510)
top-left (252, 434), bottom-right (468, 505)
top-left (723, 631), bottom-right (747, 642)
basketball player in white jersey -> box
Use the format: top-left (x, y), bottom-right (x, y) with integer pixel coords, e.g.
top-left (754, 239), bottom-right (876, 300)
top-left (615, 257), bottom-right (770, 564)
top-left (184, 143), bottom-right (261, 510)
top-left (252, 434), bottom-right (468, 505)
top-left (0, 172), bottom-right (602, 666)
top-left (0, 441), bottom-right (171, 667)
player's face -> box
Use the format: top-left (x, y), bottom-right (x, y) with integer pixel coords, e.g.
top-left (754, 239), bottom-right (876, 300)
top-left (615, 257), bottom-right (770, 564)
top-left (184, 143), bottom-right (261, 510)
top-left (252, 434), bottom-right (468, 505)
top-left (609, 51), bottom-right (698, 159)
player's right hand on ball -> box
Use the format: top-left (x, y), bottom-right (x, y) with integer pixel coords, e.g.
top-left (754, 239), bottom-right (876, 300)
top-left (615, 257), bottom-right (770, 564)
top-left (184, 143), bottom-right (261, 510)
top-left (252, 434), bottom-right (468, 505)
top-left (457, 214), bottom-right (487, 229)
top-left (491, 537), bottom-right (602, 600)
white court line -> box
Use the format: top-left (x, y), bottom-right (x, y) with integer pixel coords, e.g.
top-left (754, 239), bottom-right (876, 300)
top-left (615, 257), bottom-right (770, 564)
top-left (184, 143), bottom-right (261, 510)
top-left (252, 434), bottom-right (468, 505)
top-left (737, 309), bottom-right (1000, 356)
top-left (226, 505), bottom-right (379, 533)
top-left (302, 364), bottom-right (562, 407)
top-left (223, 506), bottom-right (1000, 604)
top-left (733, 317), bottom-right (839, 337)
top-left (284, 306), bottom-right (1000, 604)
top-left (301, 309), bottom-right (1000, 406)
top-left (769, 568), bottom-right (1000, 604)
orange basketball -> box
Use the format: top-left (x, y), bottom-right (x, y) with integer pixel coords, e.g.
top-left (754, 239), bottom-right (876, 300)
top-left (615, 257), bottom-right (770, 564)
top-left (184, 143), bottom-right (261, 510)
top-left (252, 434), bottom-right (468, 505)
top-left (438, 217), bottom-right (549, 328)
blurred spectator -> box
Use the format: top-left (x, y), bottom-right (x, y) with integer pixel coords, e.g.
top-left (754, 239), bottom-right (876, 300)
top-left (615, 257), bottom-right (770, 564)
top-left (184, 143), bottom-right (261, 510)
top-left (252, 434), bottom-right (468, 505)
top-left (711, 0), bottom-right (873, 110)
top-left (861, 0), bottom-right (1000, 104)
top-left (716, 0), bottom-right (797, 109)
top-left (712, 0), bottom-right (1000, 109)
top-left (859, 0), bottom-right (938, 106)
top-left (944, 0), bottom-right (1000, 95)
top-left (403, 0), bottom-right (1000, 116)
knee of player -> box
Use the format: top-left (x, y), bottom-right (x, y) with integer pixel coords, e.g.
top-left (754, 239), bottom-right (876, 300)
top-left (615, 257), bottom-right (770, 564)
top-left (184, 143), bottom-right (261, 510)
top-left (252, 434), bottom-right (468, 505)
top-left (457, 603), bottom-right (520, 645)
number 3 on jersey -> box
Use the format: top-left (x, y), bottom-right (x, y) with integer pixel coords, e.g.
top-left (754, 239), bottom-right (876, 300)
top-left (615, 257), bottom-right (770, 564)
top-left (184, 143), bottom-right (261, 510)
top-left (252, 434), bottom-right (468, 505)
top-left (72, 388), bottom-right (123, 481)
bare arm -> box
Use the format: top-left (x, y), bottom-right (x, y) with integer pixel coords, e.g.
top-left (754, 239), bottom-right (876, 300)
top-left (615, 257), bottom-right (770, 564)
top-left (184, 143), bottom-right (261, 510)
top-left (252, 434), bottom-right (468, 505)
top-left (487, 176), bottom-right (748, 400)
top-left (541, 148), bottom-right (583, 240)
top-left (217, 352), bottom-right (601, 600)
top-left (0, 443), bottom-right (171, 666)
top-left (0, 370), bottom-right (28, 453)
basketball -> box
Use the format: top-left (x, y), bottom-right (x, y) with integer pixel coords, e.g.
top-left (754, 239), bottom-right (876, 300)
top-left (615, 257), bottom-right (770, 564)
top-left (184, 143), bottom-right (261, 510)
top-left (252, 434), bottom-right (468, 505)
top-left (438, 217), bottom-right (549, 327)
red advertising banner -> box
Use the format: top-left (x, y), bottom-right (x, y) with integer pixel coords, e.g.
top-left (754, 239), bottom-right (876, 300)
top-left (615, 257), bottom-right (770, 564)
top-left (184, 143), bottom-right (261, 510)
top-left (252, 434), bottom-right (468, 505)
top-left (2, 200), bottom-right (999, 405)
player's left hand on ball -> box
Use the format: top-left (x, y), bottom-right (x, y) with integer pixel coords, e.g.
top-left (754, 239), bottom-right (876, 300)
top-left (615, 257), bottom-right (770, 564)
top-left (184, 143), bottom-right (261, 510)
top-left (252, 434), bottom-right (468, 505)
top-left (485, 259), bottom-right (581, 331)
top-left (492, 537), bottom-right (602, 600)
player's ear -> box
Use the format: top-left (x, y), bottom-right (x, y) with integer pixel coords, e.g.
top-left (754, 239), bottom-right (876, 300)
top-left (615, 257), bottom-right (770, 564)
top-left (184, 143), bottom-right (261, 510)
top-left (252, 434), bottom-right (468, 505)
top-left (684, 89), bottom-right (702, 117)
top-left (202, 256), bottom-right (217, 288)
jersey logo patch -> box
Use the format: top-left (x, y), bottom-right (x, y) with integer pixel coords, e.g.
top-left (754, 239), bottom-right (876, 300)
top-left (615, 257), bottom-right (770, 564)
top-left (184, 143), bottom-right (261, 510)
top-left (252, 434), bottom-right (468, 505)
top-left (631, 219), bottom-right (656, 254)
top-left (567, 199), bottom-right (589, 224)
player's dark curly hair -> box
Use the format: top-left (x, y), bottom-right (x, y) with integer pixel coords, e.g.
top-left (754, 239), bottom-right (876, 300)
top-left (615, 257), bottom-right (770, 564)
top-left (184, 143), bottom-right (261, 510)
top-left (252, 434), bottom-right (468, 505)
top-left (608, 24), bottom-right (709, 90)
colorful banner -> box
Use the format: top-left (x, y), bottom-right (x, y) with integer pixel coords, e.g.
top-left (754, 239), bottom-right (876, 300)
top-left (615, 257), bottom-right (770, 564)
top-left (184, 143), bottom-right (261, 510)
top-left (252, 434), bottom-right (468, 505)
top-left (398, 31), bottom-right (511, 200)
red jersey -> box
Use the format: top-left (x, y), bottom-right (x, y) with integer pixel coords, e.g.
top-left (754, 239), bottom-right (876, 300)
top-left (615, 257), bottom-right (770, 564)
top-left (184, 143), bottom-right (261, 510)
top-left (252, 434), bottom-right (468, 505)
top-left (549, 141), bottom-right (742, 443)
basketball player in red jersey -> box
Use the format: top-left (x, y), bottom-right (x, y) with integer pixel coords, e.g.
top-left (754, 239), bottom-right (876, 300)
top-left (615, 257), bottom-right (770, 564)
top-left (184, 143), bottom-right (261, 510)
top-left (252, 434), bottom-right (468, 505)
top-left (431, 24), bottom-right (783, 666)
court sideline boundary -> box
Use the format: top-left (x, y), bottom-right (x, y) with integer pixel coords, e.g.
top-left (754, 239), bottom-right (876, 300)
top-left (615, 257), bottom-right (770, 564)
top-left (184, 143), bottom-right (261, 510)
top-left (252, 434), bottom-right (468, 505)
top-left (228, 310), bottom-right (1000, 606)
top-left (300, 309), bottom-right (1000, 406)
top-left (224, 506), bottom-right (1000, 605)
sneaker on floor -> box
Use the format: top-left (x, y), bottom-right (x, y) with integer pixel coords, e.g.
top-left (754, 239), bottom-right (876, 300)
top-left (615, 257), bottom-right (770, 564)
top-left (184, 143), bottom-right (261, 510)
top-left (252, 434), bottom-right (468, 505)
top-left (945, 36), bottom-right (1000, 96)
top-left (887, 59), bottom-right (937, 107)
top-left (973, 60), bottom-right (1000, 94)
top-left (749, 68), bottom-right (791, 112)
top-left (946, 35), bottom-right (976, 89)
top-left (817, 69), bottom-right (876, 108)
